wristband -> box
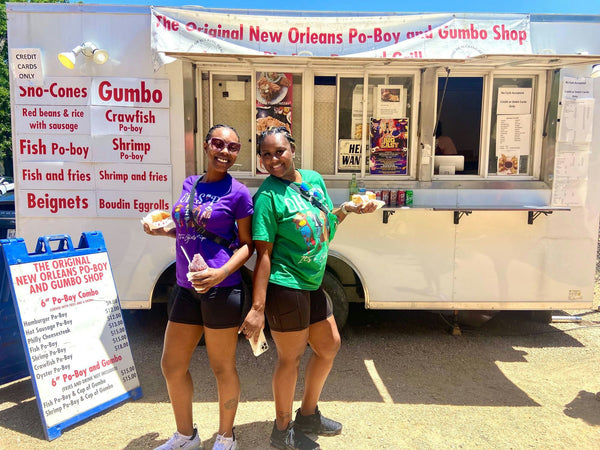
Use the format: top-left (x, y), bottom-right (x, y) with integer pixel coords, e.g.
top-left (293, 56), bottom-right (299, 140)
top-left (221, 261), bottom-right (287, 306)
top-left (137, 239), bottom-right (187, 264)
top-left (340, 203), bottom-right (350, 215)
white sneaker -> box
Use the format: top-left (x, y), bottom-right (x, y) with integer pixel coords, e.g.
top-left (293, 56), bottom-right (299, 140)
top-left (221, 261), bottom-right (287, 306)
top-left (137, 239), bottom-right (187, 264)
top-left (155, 427), bottom-right (203, 450)
top-left (212, 430), bottom-right (237, 450)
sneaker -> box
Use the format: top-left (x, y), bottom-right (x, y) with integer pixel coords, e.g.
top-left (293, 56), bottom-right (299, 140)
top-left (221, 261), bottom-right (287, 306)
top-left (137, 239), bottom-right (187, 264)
top-left (155, 427), bottom-right (203, 450)
top-left (213, 428), bottom-right (237, 450)
top-left (270, 420), bottom-right (320, 450)
top-left (294, 406), bottom-right (342, 436)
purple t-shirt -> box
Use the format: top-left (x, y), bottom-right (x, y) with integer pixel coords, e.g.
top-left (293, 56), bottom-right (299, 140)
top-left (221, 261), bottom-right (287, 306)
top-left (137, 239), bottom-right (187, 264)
top-left (172, 174), bottom-right (253, 289)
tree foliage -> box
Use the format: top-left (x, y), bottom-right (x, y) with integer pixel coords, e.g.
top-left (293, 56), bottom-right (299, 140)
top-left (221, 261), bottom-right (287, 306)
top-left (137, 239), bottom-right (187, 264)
top-left (0, 0), bottom-right (69, 177)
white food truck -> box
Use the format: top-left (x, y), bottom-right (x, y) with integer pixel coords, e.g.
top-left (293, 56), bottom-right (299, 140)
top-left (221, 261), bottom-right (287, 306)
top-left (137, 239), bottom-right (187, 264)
top-left (6, 4), bottom-right (600, 328)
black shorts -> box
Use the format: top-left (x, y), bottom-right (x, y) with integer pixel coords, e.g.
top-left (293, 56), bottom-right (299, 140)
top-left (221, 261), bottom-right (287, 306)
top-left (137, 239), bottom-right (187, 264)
top-left (168, 284), bottom-right (244, 329)
top-left (265, 283), bottom-right (333, 332)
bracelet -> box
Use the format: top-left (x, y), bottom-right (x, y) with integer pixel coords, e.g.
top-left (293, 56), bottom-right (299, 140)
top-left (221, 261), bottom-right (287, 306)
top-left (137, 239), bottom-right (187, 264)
top-left (340, 203), bottom-right (350, 215)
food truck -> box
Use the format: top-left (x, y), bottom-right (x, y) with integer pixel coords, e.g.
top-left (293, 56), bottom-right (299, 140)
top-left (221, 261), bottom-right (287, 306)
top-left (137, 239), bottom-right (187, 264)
top-left (6, 4), bottom-right (600, 328)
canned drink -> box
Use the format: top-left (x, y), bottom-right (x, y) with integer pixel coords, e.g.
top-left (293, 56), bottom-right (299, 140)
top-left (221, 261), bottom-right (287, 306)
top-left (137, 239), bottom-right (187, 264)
top-left (397, 190), bottom-right (406, 206)
top-left (382, 190), bottom-right (390, 206)
top-left (375, 190), bottom-right (382, 201)
top-left (390, 190), bottom-right (397, 206)
top-left (405, 190), bottom-right (413, 206)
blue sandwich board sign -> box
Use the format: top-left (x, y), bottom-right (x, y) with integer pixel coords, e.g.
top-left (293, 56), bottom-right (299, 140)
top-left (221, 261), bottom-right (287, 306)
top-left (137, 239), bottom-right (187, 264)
top-left (0, 232), bottom-right (142, 440)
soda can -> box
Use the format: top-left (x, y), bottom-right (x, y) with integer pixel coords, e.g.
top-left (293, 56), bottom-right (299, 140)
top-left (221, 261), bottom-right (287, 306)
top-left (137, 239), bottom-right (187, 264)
top-left (390, 190), bottom-right (397, 206)
top-left (375, 190), bottom-right (382, 201)
top-left (405, 190), bottom-right (413, 206)
top-left (397, 190), bottom-right (406, 206)
top-left (382, 190), bottom-right (390, 206)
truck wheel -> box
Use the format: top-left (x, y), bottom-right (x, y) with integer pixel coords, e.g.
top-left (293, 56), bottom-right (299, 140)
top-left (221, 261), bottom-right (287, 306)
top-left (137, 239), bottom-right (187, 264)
top-left (321, 270), bottom-right (349, 330)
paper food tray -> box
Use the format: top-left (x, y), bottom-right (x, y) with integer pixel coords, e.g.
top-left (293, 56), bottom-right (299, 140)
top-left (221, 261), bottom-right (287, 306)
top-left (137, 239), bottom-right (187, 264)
top-left (141, 210), bottom-right (175, 231)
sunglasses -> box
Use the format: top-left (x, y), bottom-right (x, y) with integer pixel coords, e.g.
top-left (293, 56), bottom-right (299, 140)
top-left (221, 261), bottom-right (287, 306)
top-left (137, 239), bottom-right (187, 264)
top-left (208, 137), bottom-right (241, 153)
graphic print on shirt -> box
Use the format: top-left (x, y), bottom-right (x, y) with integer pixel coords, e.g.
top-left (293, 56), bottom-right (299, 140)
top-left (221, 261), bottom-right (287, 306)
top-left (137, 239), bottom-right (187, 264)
top-left (291, 209), bottom-right (330, 253)
top-left (173, 203), bottom-right (186, 227)
top-left (192, 202), bottom-right (213, 229)
top-left (293, 212), bottom-right (317, 249)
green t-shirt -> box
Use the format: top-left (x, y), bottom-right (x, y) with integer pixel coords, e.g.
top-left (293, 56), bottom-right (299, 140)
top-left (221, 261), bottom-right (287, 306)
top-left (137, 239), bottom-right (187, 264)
top-left (253, 169), bottom-right (339, 290)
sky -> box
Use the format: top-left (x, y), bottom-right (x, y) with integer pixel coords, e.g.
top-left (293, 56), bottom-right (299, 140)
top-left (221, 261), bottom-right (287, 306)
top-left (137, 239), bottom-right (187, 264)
top-left (81, 1), bottom-right (599, 15)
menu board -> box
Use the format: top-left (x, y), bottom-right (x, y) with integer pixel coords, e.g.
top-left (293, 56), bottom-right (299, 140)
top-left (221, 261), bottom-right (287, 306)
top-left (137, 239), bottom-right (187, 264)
top-left (2, 233), bottom-right (141, 440)
top-left (551, 77), bottom-right (594, 207)
top-left (12, 77), bottom-right (172, 218)
top-left (495, 87), bottom-right (532, 175)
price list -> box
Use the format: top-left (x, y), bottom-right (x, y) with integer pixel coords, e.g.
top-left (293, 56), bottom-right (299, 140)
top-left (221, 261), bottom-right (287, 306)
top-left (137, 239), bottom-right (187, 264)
top-left (11, 251), bottom-right (140, 428)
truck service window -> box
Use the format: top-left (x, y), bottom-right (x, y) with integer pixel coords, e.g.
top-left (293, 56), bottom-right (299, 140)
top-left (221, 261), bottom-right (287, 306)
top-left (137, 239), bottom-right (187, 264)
top-left (210, 74), bottom-right (253, 172)
top-left (313, 76), bottom-right (338, 175)
top-left (334, 77), bottom-right (365, 175)
top-left (334, 74), bottom-right (414, 177)
top-left (435, 76), bottom-right (483, 176)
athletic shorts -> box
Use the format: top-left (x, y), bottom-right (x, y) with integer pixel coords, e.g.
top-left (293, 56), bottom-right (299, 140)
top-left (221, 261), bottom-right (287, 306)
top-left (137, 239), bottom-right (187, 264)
top-left (265, 283), bottom-right (333, 332)
top-left (168, 284), bottom-right (244, 329)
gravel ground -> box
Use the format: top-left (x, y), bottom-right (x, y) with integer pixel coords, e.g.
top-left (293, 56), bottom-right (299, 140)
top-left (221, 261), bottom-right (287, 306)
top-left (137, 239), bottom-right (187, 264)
top-left (2, 301), bottom-right (600, 449)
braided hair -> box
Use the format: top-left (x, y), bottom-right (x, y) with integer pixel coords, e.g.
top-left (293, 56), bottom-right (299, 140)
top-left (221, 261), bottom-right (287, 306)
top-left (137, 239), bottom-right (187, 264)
top-left (257, 126), bottom-right (295, 154)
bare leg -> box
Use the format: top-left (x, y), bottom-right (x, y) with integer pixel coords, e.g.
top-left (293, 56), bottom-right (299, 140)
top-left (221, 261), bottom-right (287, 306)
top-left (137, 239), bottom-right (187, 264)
top-left (161, 320), bottom-right (204, 436)
top-left (270, 328), bottom-right (310, 430)
top-left (301, 316), bottom-right (341, 415)
top-left (204, 327), bottom-right (240, 437)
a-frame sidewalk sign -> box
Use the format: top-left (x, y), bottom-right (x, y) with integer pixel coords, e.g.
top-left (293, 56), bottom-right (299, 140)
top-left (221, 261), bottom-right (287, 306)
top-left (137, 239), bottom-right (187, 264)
top-left (0, 232), bottom-right (142, 440)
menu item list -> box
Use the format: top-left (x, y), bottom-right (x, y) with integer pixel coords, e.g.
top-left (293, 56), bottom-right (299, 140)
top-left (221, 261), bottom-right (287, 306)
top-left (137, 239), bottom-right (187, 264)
top-left (10, 251), bottom-right (140, 429)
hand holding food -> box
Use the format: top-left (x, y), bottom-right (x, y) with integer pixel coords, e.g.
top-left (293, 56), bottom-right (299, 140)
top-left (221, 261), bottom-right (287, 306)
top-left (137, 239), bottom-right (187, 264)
top-left (349, 191), bottom-right (385, 212)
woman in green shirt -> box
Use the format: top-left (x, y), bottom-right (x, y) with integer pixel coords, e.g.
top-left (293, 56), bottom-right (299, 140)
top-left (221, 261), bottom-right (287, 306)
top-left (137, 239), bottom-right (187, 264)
top-left (240, 126), bottom-right (376, 449)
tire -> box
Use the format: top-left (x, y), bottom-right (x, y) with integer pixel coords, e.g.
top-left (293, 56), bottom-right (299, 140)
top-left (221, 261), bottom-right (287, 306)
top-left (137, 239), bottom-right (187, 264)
top-left (321, 270), bottom-right (349, 330)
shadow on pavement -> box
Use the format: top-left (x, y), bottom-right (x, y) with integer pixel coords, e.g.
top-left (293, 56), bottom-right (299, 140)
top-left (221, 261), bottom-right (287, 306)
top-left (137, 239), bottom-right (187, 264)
top-left (1, 304), bottom-right (594, 441)
top-left (563, 390), bottom-right (600, 425)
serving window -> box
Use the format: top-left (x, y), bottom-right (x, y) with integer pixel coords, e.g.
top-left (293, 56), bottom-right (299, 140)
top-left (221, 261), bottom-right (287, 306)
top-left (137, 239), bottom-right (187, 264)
top-left (435, 75), bottom-right (483, 176)
top-left (432, 70), bottom-right (545, 179)
top-left (200, 65), bottom-right (546, 182)
top-left (334, 73), bottom-right (417, 178)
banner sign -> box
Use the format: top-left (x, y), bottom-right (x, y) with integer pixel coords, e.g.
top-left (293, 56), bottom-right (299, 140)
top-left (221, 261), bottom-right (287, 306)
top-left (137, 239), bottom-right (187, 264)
top-left (151, 8), bottom-right (531, 67)
top-left (0, 232), bottom-right (142, 440)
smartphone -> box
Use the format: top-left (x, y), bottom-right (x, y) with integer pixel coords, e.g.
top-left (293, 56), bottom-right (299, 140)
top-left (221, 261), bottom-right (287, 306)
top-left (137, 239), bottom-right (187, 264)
top-left (249, 329), bottom-right (269, 357)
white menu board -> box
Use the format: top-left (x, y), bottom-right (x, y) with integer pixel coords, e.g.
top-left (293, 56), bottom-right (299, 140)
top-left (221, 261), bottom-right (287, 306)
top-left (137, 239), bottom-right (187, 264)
top-left (4, 234), bottom-right (141, 440)
top-left (12, 77), bottom-right (172, 218)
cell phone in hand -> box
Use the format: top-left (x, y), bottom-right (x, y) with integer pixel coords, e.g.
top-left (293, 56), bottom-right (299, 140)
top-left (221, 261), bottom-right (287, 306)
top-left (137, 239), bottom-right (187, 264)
top-left (249, 329), bottom-right (269, 357)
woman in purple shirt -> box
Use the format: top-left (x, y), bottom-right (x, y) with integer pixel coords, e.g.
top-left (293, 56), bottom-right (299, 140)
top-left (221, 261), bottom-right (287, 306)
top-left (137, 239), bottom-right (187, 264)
top-left (143, 124), bottom-right (253, 450)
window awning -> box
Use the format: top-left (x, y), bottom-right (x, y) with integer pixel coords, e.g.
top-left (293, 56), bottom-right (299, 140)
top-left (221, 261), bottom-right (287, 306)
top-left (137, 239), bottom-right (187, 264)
top-left (162, 51), bottom-right (600, 71)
